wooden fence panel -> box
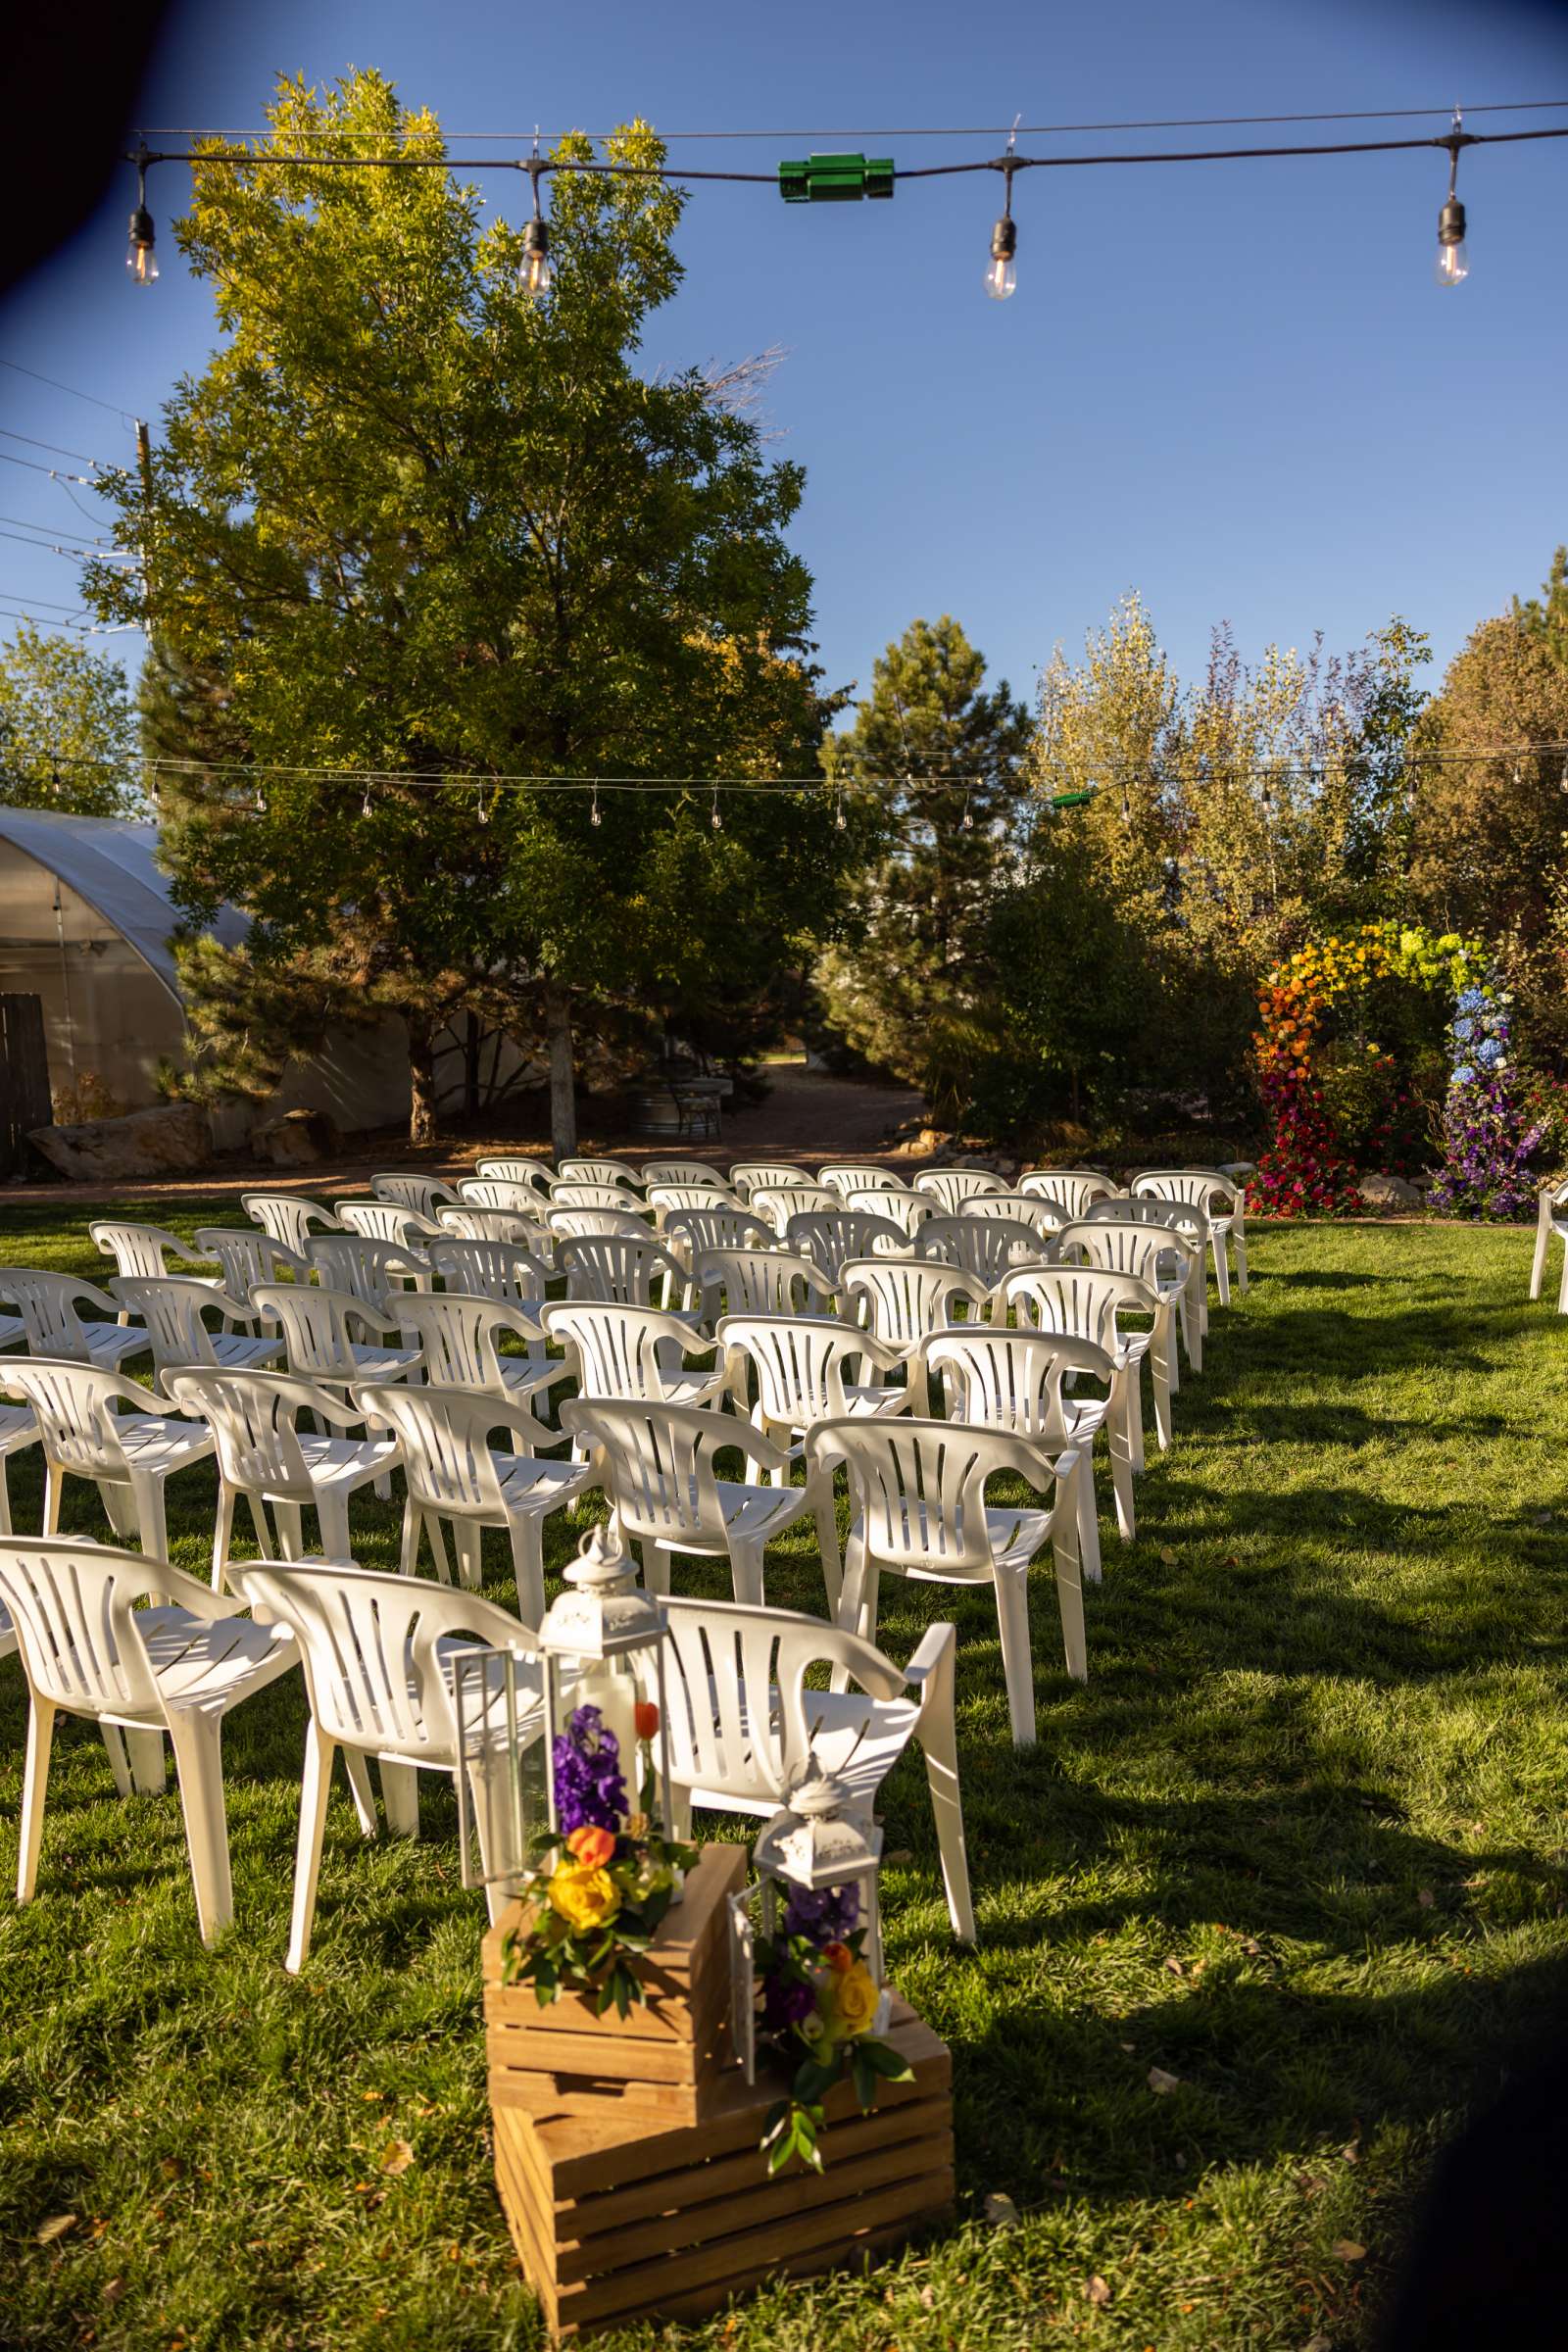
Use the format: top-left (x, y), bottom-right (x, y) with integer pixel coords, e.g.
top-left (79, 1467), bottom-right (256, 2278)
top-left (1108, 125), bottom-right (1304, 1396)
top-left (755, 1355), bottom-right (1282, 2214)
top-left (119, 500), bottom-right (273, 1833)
top-left (0, 995), bottom-right (51, 1178)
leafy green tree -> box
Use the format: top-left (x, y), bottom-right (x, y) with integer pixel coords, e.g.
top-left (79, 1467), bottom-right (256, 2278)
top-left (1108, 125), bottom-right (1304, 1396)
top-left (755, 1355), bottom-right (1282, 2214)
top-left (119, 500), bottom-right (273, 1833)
top-left (1513, 543), bottom-right (1568, 667)
top-left (812, 616), bottom-right (1031, 1124)
top-left (0, 623), bottom-right (138, 816)
top-left (88, 74), bottom-right (841, 1148)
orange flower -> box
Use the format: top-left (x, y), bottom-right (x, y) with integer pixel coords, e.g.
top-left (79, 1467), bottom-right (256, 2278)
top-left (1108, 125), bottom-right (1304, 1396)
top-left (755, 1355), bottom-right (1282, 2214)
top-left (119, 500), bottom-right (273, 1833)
top-left (634, 1700), bottom-right (661, 1742)
top-left (566, 1824), bottom-right (616, 1869)
top-left (820, 1941), bottom-right (855, 1974)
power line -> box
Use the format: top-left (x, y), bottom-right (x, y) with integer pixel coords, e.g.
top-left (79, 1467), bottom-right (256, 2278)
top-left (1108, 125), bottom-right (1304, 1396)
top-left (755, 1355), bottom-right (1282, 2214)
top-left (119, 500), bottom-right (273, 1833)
top-left (130, 99), bottom-right (1568, 141)
top-left (0, 514), bottom-right (112, 546)
top-left (0, 358), bottom-right (138, 424)
top-left (0, 450), bottom-right (101, 485)
top-left (0, 427), bottom-right (106, 466)
top-left (0, 589), bottom-right (85, 612)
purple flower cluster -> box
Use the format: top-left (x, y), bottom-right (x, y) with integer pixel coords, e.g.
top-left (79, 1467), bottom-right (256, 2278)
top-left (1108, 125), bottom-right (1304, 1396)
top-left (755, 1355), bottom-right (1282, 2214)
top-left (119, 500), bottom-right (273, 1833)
top-left (1432, 996), bottom-right (1543, 1221)
top-left (552, 1704), bottom-right (627, 1836)
top-left (762, 1972), bottom-right (817, 2032)
top-left (782, 1882), bottom-right (860, 1945)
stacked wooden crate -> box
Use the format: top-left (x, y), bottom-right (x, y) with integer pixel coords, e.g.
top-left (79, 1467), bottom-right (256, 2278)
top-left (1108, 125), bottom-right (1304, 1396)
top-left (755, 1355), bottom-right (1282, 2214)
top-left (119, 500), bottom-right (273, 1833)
top-left (481, 1844), bottom-right (955, 2337)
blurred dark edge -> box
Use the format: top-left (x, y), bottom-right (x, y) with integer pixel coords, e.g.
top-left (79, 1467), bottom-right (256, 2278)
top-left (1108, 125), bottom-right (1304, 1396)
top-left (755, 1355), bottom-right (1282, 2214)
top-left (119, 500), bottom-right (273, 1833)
top-left (10, 5), bottom-right (180, 303)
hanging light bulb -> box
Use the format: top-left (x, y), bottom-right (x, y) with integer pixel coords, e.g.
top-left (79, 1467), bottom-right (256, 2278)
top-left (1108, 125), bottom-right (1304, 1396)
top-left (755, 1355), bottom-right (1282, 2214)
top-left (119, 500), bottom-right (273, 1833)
top-left (835, 784), bottom-right (847, 831)
top-left (590, 785), bottom-right (602, 826)
top-left (361, 784), bottom-right (372, 818)
top-left (960, 789), bottom-right (974, 831)
top-left (126, 158), bottom-right (158, 286)
top-left (518, 161), bottom-right (553, 297)
top-left (477, 787), bottom-right (491, 824)
top-left (983, 212), bottom-right (1017, 302)
top-left (1435, 112), bottom-right (1469, 288)
top-left (710, 785), bottom-right (723, 831)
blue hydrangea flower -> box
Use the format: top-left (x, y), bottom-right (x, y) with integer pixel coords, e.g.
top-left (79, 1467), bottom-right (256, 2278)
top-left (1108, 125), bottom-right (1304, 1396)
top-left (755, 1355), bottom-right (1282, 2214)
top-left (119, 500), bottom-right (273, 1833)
top-left (1476, 1037), bottom-right (1503, 1066)
top-left (1451, 1064), bottom-right (1476, 1086)
top-left (1451, 1016), bottom-right (1474, 1043)
top-left (1456, 987), bottom-right (1487, 1015)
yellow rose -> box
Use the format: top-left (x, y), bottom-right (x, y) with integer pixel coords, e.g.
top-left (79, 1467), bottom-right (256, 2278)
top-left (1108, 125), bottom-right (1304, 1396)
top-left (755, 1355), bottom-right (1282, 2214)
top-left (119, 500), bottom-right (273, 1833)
top-left (547, 1859), bottom-right (620, 1934)
top-left (829, 1962), bottom-right (879, 2035)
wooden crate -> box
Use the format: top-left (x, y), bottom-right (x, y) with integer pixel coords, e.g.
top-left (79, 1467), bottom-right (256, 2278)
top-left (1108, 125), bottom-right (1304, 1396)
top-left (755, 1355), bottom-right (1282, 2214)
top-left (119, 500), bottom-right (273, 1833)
top-left (493, 1999), bottom-right (954, 2337)
top-left (483, 1843), bottom-right (745, 2124)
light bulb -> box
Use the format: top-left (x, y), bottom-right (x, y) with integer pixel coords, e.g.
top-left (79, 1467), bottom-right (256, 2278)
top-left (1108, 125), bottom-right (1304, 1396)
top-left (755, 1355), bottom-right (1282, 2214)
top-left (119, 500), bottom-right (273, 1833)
top-left (984, 215), bottom-right (1016, 302)
top-left (519, 219), bottom-right (553, 297)
top-left (1436, 196), bottom-right (1468, 288)
top-left (126, 207), bottom-right (158, 286)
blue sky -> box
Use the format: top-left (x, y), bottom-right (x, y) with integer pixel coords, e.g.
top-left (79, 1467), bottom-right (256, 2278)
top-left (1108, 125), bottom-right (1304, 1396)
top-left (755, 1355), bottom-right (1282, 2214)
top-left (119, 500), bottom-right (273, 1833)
top-left (2, 0), bottom-right (1566, 721)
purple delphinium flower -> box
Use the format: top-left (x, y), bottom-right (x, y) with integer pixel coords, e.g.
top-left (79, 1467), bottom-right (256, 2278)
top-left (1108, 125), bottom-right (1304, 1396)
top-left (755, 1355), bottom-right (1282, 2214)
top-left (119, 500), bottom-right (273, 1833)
top-left (552, 1704), bottom-right (628, 1836)
top-left (762, 1971), bottom-right (817, 2033)
top-left (782, 1882), bottom-right (860, 1945)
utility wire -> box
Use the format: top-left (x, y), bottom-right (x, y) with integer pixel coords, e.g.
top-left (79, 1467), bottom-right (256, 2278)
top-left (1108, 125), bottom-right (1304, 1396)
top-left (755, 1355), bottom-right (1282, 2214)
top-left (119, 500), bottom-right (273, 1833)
top-left (0, 358), bottom-right (138, 424)
top-left (0, 514), bottom-right (112, 546)
top-left (0, 427), bottom-right (105, 466)
top-left (131, 99), bottom-right (1568, 141)
top-left (0, 451), bottom-right (100, 485)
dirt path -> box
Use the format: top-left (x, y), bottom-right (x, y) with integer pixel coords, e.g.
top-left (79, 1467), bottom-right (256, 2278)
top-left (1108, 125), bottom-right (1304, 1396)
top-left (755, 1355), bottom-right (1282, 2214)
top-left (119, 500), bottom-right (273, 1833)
top-left (0, 1065), bottom-right (930, 1208)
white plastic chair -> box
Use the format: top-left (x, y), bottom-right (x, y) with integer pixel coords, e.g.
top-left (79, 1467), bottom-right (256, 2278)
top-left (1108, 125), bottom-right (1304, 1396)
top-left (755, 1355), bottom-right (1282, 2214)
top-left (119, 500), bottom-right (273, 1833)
top-left (4, 1271), bottom-right (150, 1372)
top-left (839, 1257), bottom-right (992, 1351)
top-left (309, 1235), bottom-right (431, 1315)
top-left (819, 1163), bottom-right (907, 1198)
top-left (962, 1192), bottom-right (1070, 1245)
top-left (1083, 1200), bottom-right (1207, 1366)
top-left (425, 1237), bottom-right (551, 1331)
top-left (998, 1260), bottom-right (1172, 1457)
top-left (557, 1156), bottom-right (644, 1189)
top-left (393, 1292), bottom-right (566, 1410)
top-left (728, 1160), bottom-right (814, 1205)
top-left (109, 1275), bottom-right (283, 1396)
top-left (1019, 1169), bottom-right (1118, 1218)
top-left (662, 1206), bottom-right (777, 1264)
top-left (473, 1157), bottom-right (555, 1195)
top-left (549, 1181), bottom-right (649, 1215)
top-left (647, 1183), bottom-right (739, 1227)
top-left (845, 1186), bottom-right (935, 1241)
top-left (242, 1193), bottom-right (340, 1255)
top-left (920, 1326), bottom-right (1127, 1557)
top-left (546, 1206), bottom-right (654, 1245)
top-left (194, 1229), bottom-right (313, 1334)
top-left (0, 1537), bottom-right (297, 1945)
top-left (459, 1178), bottom-right (554, 1217)
top-left (642, 1158), bottom-right (728, 1189)
top-left (751, 1182), bottom-right (837, 1236)
top-left (1133, 1170), bottom-right (1248, 1300)
top-left (436, 1204), bottom-right (554, 1252)
top-left (558, 1398), bottom-right (817, 1608)
top-left (253, 1283), bottom-right (420, 1391)
top-left (336, 1200), bottom-right (441, 1250)
top-left (914, 1214), bottom-right (1048, 1289)
top-left (1530, 1180), bottom-right (1568, 1309)
top-left (913, 1168), bottom-right (1008, 1213)
top-left (660, 1594), bottom-right (973, 1941)
top-left (0, 1401), bottom-right (39, 1532)
top-left (808, 1415), bottom-right (1090, 1738)
top-left (355, 1382), bottom-right (595, 1615)
top-left (542, 1301), bottom-right (728, 1410)
top-left (560, 1233), bottom-right (697, 1323)
top-left (90, 1220), bottom-right (220, 1293)
top-left (1058, 1220), bottom-right (1192, 1397)
top-left (786, 1209), bottom-right (909, 1287)
top-left (2, 1356), bottom-right (217, 1566)
top-left (226, 1559), bottom-right (544, 1968)
top-left (692, 1248), bottom-right (836, 1326)
top-left (165, 1367), bottom-right (401, 1591)
top-left (371, 1172), bottom-right (462, 1219)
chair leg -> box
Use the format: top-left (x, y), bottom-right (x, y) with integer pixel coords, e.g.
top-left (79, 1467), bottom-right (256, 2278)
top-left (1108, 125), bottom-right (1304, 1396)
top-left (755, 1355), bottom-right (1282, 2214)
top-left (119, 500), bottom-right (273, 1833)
top-left (17, 1697), bottom-right (56, 1900)
top-left (1050, 1523), bottom-right (1089, 1689)
top-left (1233, 1228), bottom-right (1249, 1295)
top-left (245, 1490), bottom-right (276, 1561)
top-left (425, 1513), bottom-right (455, 1587)
top-left (100, 1724), bottom-right (132, 1798)
top-left (166, 1712), bottom-right (233, 1948)
top-left (125, 1728), bottom-right (167, 1792)
top-left (99, 1480), bottom-right (138, 1542)
top-left (1151, 1325), bottom-right (1175, 1449)
top-left (285, 1720), bottom-right (337, 1974)
top-left (919, 1689), bottom-right (975, 1943)
top-left (398, 1500), bottom-right (422, 1577)
top-left (315, 1493), bottom-right (351, 1562)
top-left (993, 1564), bottom-right (1038, 1742)
top-left (212, 1486), bottom-right (235, 1592)
top-left (505, 1518), bottom-right (545, 1621)
top-left (1531, 1199), bottom-right (1551, 1298)
top-left (1107, 1399), bottom-right (1137, 1544)
top-left (1210, 1236), bottom-right (1230, 1308)
top-left (811, 1484), bottom-right (843, 1617)
top-left (1075, 1460), bottom-right (1103, 1586)
top-left (454, 1523), bottom-right (484, 1593)
top-left (1558, 1244), bottom-right (1568, 1318)
top-left (41, 1461), bottom-right (63, 1536)
top-left (730, 1541), bottom-right (765, 1607)
top-left (379, 1759), bottom-right (420, 1838)
top-left (343, 1748), bottom-right (378, 1837)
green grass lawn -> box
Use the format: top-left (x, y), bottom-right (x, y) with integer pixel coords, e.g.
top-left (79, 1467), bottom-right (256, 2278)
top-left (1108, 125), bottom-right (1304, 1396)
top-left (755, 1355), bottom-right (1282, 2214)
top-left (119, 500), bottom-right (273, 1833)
top-left (0, 1206), bottom-right (1565, 2351)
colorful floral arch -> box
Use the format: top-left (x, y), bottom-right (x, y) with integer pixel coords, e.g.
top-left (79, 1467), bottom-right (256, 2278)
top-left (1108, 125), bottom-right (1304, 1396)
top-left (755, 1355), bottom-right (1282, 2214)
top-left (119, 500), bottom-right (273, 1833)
top-left (1251, 921), bottom-right (1511, 1216)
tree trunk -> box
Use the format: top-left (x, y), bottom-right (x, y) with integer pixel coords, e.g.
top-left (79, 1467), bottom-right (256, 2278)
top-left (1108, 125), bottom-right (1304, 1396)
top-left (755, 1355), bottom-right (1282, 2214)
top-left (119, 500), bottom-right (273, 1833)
top-left (545, 982), bottom-right (578, 1160)
top-left (464, 1009), bottom-right (482, 1121)
top-left (408, 1010), bottom-right (439, 1146)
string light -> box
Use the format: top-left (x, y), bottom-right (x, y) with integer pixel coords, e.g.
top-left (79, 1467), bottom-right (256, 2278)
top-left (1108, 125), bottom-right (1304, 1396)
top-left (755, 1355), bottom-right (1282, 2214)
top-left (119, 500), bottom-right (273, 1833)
top-left (361, 783), bottom-right (372, 816)
top-left (834, 781), bottom-right (847, 830)
top-left (1436, 108), bottom-right (1470, 286)
top-left (590, 783), bottom-right (602, 825)
top-left (111, 113), bottom-right (1568, 297)
top-left (710, 784), bottom-right (722, 829)
top-left (126, 149), bottom-right (158, 287)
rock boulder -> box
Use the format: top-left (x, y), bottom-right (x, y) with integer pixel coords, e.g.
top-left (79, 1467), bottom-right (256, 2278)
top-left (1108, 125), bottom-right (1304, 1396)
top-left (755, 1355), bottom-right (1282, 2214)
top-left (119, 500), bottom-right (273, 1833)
top-left (1357, 1170), bottom-right (1423, 1211)
top-left (30, 1102), bottom-right (214, 1182)
top-left (251, 1107), bottom-right (339, 1167)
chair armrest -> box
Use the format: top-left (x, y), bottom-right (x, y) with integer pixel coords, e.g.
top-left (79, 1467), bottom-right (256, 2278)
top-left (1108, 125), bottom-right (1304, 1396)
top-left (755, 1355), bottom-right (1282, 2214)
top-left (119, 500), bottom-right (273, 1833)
top-left (903, 1620), bottom-right (956, 1690)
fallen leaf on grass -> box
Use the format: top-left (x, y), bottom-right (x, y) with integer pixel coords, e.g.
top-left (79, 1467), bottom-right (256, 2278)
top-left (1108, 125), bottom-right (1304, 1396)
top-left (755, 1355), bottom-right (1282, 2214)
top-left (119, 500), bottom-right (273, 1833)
top-left (1332, 2238), bottom-right (1367, 2262)
top-left (35, 2214), bottom-right (75, 2244)
top-left (983, 2192), bottom-right (1018, 2230)
top-left (919, 2284), bottom-right (935, 2309)
top-left (1084, 2275), bottom-right (1111, 2306)
top-left (1304, 2337), bottom-right (1334, 2352)
top-left (1159, 1546), bottom-right (1178, 1565)
top-left (159, 2158), bottom-right (185, 2181)
top-left (1148, 2067), bottom-right (1181, 2095)
top-left (378, 2140), bottom-right (415, 2177)
top-left (1163, 1956), bottom-right (1185, 1976)
top-left (103, 2277), bottom-right (126, 2304)
top-left (1417, 1888), bottom-right (1435, 1908)
top-left (361, 2090), bottom-right (384, 2103)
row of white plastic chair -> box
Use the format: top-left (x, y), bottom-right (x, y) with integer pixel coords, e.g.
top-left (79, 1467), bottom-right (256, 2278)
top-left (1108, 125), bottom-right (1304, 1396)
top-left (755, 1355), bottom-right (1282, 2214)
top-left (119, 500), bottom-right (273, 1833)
top-left (0, 1537), bottom-right (973, 1960)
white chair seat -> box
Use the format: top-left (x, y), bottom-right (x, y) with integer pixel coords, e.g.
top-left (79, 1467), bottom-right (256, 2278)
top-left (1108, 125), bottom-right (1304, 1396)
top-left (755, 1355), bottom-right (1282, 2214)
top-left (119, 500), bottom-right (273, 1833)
top-left (0, 1403), bottom-right (38, 1453)
top-left (0, 1314), bottom-right (25, 1350)
top-left (80, 1322), bottom-right (151, 1369)
top-left (210, 1331), bottom-right (285, 1372)
top-left (132, 1604), bottom-right (298, 1715)
top-left (295, 1433), bottom-right (400, 1495)
top-left (349, 1343), bottom-right (420, 1381)
top-left (714, 1479), bottom-right (816, 1545)
top-left (496, 1453), bottom-right (596, 1512)
top-left (116, 1415), bottom-right (216, 1478)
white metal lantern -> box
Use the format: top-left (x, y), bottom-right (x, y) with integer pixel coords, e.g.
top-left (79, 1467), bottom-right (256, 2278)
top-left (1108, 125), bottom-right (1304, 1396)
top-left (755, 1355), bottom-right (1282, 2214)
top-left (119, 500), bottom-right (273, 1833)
top-left (448, 1640), bottom-right (546, 1897)
top-left (752, 1762), bottom-right (887, 1992)
top-left (536, 1520), bottom-right (676, 1854)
